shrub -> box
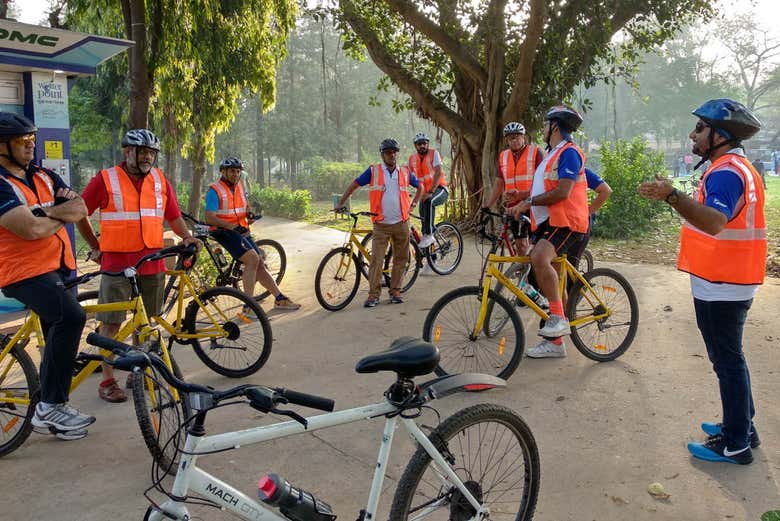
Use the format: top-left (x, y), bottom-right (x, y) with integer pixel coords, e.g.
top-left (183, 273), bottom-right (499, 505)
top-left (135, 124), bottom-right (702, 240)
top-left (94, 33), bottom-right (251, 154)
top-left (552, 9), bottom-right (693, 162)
top-left (595, 138), bottom-right (666, 239)
top-left (252, 186), bottom-right (311, 220)
top-left (174, 182), bottom-right (205, 217)
top-left (301, 157), bottom-right (365, 201)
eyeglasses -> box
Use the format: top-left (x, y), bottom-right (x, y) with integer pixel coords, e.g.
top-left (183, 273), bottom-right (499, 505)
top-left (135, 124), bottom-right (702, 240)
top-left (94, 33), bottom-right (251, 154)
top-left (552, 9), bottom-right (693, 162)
top-left (11, 134), bottom-right (36, 145)
top-left (694, 122), bottom-right (709, 133)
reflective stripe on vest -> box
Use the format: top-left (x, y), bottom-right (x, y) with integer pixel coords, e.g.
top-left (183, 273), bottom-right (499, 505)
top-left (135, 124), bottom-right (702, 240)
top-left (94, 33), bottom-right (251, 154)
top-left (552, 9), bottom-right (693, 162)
top-left (99, 166), bottom-right (167, 252)
top-left (499, 145), bottom-right (537, 192)
top-left (368, 164), bottom-right (411, 223)
top-left (0, 171), bottom-right (75, 287)
top-left (677, 153), bottom-right (766, 284)
top-left (535, 142), bottom-right (589, 233)
top-left (209, 179), bottom-right (248, 228)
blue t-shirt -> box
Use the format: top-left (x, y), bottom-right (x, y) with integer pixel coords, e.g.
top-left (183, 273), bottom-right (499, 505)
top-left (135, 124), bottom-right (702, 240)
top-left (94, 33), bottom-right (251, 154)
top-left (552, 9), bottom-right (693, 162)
top-left (703, 169), bottom-right (743, 219)
top-left (584, 168), bottom-right (604, 190)
top-left (204, 187), bottom-right (220, 213)
top-left (355, 165), bottom-right (420, 188)
top-left (0, 166), bottom-right (69, 218)
top-left (557, 148), bottom-right (582, 181)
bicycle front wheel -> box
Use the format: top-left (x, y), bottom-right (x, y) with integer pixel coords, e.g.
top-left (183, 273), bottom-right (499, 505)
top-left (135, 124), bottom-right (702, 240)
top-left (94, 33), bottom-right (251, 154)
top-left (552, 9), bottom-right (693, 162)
top-left (233, 239), bottom-right (287, 302)
top-left (132, 353), bottom-right (191, 473)
top-left (427, 222), bottom-right (463, 275)
top-left (315, 247), bottom-right (362, 311)
top-left (390, 403), bottom-right (540, 521)
top-left (484, 263), bottom-right (529, 338)
top-left (0, 342), bottom-right (39, 457)
top-left (566, 268), bottom-right (639, 361)
top-left (183, 286), bottom-right (272, 377)
top-left (423, 286), bottom-right (524, 379)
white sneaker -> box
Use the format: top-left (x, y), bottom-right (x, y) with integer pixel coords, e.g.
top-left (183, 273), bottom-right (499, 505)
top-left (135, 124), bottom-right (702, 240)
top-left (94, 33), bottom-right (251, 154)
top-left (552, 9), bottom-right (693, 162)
top-left (526, 339), bottom-right (566, 358)
top-left (418, 234), bottom-right (435, 248)
top-left (538, 314), bottom-right (571, 337)
top-left (420, 263), bottom-right (435, 276)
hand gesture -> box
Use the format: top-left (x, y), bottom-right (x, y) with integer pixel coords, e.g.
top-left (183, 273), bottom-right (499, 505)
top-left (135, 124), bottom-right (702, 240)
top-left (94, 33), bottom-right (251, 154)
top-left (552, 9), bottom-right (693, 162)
top-left (638, 174), bottom-right (674, 201)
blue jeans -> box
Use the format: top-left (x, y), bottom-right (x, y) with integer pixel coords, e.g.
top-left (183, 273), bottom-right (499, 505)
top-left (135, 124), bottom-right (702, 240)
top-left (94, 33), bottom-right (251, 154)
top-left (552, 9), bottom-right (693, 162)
top-left (693, 298), bottom-right (755, 449)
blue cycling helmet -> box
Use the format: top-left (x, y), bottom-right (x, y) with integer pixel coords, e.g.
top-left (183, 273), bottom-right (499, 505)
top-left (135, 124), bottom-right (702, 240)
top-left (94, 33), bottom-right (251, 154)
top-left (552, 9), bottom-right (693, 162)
top-left (219, 156), bottom-right (244, 170)
top-left (692, 99), bottom-right (761, 141)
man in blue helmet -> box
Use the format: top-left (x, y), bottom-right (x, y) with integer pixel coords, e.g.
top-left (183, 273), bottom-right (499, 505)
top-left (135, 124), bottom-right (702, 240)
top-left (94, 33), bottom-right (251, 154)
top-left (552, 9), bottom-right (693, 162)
top-left (640, 99), bottom-right (766, 465)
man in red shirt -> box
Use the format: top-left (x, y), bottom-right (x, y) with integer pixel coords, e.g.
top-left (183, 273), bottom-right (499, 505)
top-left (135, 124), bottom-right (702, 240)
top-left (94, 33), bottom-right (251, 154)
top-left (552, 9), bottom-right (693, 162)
top-left (76, 129), bottom-right (200, 402)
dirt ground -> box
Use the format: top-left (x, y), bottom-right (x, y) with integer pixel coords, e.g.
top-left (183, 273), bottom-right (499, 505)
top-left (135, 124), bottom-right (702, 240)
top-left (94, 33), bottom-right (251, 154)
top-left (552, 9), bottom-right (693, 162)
top-left (2, 217), bottom-right (778, 521)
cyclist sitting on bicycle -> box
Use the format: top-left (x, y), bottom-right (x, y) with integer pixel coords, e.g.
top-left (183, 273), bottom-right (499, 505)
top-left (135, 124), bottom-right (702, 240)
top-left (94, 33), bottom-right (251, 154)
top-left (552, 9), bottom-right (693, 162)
top-left (509, 105), bottom-right (590, 359)
top-left (335, 139), bottom-right (423, 307)
top-left (204, 157), bottom-right (300, 310)
top-left (407, 133), bottom-right (447, 251)
top-left (0, 112), bottom-right (93, 437)
top-left (77, 129), bottom-right (202, 403)
top-left (482, 122), bottom-right (543, 256)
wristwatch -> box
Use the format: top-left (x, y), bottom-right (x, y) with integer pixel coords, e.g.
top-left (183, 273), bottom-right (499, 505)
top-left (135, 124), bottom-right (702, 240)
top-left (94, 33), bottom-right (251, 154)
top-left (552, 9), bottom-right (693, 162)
top-left (664, 188), bottom-right (680, 205)
top-left (525, 196), bottom-right (534, 206)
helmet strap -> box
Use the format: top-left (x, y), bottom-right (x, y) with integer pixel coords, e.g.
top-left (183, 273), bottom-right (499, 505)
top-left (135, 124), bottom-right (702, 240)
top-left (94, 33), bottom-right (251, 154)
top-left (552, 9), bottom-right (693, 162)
top-left (0, 145), bottom-right (30, 172)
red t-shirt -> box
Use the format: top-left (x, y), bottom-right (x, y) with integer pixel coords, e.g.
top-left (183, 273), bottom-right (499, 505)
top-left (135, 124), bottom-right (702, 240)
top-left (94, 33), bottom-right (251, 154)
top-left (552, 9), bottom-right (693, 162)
top-left (81, 164), bottom-right (182, 275)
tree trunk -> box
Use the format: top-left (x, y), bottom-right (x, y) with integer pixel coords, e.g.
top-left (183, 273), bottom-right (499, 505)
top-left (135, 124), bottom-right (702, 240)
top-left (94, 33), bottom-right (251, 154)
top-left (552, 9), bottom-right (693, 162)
top-left (122, 0), bottom-right (151, 128)
top-left (255, 101), bottom-right (265, 188)
top-left (188, 135), bottom-right (206, 216)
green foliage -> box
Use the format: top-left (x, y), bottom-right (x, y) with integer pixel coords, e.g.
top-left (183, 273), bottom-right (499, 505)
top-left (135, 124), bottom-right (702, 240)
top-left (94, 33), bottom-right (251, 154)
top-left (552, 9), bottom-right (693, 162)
top-left (252, 187), bottom-right (311, 219)
top-left (301, 157), bottom-right (364, 200)
top-left (761, 511), bottom-right (780, 521)
top-left (174, 182), bottom-right (206, 217)
top-left (595, 138), bottom-right (666, 239)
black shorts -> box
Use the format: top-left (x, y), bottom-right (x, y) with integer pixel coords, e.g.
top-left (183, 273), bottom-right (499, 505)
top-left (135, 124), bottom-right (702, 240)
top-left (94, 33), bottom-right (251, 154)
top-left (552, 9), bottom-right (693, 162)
top-left (531, 221), bottom-right (586, 257)
top-left (210, 229), bottom-right (259, 260)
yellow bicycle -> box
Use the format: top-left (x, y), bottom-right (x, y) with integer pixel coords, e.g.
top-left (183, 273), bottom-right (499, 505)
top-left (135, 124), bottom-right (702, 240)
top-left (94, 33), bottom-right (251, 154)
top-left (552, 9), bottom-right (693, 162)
top-left (0, 244), bottom-right (271, 467)
top-left (422, 251), bottom-right (638, 379)
top-left (314, 210), bottom-right (421, 310)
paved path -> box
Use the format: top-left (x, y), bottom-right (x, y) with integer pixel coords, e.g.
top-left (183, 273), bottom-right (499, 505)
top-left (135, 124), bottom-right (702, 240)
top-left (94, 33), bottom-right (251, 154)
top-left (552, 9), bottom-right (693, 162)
top-left (3, 216), bottom-right (778, 520)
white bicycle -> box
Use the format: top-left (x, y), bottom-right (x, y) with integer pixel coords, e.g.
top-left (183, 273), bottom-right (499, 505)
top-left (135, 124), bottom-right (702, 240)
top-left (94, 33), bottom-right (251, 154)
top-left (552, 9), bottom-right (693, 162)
top-left (83, 334), bottom-right (540, 521)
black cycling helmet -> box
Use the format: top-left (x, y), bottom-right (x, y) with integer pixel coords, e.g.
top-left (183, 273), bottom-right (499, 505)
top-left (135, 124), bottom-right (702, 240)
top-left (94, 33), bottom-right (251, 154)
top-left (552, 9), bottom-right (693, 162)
top-left (220, 156), bottom-right (244, 170)
top-left (380, 138), bottom-right (400, 152)
top-left (692, 99), bottom-right (761, 141)
top-left (121, 129), bottom-right (161, 151)
top-left (545, 105), bottom-right (583, 133)
top-left (0, 112), bottom-right (37, 139)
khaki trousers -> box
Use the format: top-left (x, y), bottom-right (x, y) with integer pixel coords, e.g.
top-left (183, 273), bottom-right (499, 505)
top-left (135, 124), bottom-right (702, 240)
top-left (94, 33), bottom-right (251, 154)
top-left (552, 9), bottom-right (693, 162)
top-left (368, 221), bottom-right (410, 298)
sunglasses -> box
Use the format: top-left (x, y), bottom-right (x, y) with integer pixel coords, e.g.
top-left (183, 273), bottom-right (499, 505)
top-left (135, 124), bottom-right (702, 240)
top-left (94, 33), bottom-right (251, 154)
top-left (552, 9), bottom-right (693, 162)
top-left (11, 134), bottom-right (36, 145)
top-left (694, 121), bottom-right (709, 133)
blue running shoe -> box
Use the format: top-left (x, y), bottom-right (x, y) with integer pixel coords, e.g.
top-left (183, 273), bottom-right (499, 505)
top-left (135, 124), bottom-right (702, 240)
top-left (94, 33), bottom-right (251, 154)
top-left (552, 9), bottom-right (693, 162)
top-left (688, 434), bottom-right (753, 465)
top-left (701, 422), bottom-right (760, 449)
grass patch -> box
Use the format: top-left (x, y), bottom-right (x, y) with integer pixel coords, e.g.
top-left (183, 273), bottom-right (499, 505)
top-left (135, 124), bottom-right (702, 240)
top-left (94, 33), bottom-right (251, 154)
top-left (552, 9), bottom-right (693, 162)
top-left (305, 199), bottom-right (373, 232)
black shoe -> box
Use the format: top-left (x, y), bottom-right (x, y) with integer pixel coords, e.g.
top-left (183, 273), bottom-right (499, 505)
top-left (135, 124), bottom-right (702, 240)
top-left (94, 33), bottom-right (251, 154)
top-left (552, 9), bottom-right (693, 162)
top-left (364, 297), bottom-right (380, 308)
top-left (701, 422), bottom-right (760, 449)
top-left (389, 294), bottom-right (404, 304)
top-left (688, 434), bottom-right (753, 465)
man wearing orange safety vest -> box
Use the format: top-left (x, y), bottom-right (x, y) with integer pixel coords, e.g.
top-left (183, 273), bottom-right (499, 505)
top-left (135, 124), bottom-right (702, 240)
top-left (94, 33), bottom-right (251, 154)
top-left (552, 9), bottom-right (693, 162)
top-left (77, 130), bottom-right (201, 403)
top-left (640, 99), bottom-right (766, 465)
top-left (509, 105), bottom-right (590, 358)
top-left (407, 133), bottom-right (447, 255)
top-left (482, 122), bottom-right (543, 255)
top-left (0, 112), bottom-right (96, 439)
top-left (335, 139), bottom-right (423, 307)
top-left (204, 157), bottom-right (299, 310)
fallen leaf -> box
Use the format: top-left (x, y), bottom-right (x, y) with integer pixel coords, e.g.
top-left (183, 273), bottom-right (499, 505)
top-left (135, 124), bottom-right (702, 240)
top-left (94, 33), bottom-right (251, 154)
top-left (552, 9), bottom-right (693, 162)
top-left (663, 473), bottom-right (680, 480)
top-left (610, 495), bottom-right (629, 505)
top-left (647, 482), bottom-right (671, 500)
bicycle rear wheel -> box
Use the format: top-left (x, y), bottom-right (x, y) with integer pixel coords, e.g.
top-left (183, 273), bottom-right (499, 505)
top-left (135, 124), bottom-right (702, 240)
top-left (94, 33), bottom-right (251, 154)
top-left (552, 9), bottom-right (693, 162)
top-left (183, 286), bottom-right (272, 377)
top-left (0, 341), bottom-right (39, 457)
top-left (423, 286), bottom-right (524, 380)
top-left (132, 353), bottom-right (191, 473)
top-left (232, 239), bottom-right (287, 302)
top-left (390, 403), bottom-right (540, 521)
top-left (315, 247), bottom-right (361, 311)
top-left (566, 268), bottom-right (639, 361)
top-left (426, 222), bottom-right (463, 275)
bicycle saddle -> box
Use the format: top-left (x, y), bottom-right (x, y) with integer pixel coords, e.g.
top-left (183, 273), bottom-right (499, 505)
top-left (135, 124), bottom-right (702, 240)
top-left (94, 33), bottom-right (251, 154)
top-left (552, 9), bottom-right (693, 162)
top-left (355, 337), bottom-right (440, 378)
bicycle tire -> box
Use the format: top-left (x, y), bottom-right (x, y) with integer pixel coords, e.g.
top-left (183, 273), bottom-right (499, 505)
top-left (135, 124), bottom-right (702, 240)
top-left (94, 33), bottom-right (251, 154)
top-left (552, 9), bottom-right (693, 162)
top-left (183, 286), bottom-right (272, 377)
top-left (566, 268), bottom-right (639, 361)
top-left (577, 249), bottom-right (594, 273)
top-left (426, 222), bottom-right (463, 275)
top-left (359, 233), bottom-right (373, 279)
top-left (314, 247), bottom-right (362, 311)
top-left (422, 286), bottom-right (524, 380)
top-left (132, 352), bottom-right (191, 472)
top-left (389, 403), bottom-right (540, 521)
top-left (0, 342), bottom-right (39, 457)
top-left (232, 238), bottom-right (287, 302)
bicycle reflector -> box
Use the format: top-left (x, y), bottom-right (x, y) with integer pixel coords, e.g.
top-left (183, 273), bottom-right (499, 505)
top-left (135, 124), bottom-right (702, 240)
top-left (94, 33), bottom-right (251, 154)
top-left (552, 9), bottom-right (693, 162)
top-left (499, 337), bottom-right (505, 356)
top-left (434, 325), bottom-right (441, 342)
top-left (2, 417), bottom-right (19, 433)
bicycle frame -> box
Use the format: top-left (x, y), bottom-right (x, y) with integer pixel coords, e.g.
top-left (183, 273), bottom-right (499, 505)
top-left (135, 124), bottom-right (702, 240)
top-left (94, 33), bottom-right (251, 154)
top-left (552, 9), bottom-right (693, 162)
top-left (473, 253), bottom-right (612, 337)
top-left (149, 400), bottom-right (487, 521)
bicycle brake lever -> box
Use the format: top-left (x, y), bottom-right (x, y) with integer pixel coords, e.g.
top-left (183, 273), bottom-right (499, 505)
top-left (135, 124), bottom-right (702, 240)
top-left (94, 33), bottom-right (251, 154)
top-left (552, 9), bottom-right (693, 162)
top-left (271, 407), bottom-right (308, 429)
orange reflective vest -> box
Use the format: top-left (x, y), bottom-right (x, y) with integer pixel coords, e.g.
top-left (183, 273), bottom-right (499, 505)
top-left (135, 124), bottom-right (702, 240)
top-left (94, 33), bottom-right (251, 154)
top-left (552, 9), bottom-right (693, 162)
top-left (533, 142), bottom-right (589, 233)
top-left (499, 144), bottom-right (539, 193)
top-left (678, 153), bottom-right (766, 284)
top-left (99, 166), bottom-right (167, 253)
top-left (209, 178), bottom-right (248, 229)
top-left (408, 149), bottom-right (446, 193)
top-left (0, 170), bottom-right (75, 287)
top-left (368, 164), bottom-right (412, 223)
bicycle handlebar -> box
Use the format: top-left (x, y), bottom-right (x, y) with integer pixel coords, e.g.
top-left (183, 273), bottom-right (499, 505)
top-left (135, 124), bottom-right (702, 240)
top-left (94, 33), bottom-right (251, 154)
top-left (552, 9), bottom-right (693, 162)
top-left (81, 333), bottom-right (335, 412)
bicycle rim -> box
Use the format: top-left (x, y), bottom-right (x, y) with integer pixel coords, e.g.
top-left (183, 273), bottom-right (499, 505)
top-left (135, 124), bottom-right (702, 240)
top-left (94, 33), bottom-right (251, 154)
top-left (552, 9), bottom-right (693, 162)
top-left (428, 223), bottom-right (463, 275)
top-left (0, 343), bottom-right (39, 457)
top-left (315, 247), bottom-right (361, 311)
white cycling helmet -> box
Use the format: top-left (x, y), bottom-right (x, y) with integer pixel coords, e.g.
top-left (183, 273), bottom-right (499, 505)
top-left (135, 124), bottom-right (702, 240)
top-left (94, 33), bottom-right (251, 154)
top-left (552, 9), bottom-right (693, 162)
top-left (502, 122), bottom-right (526, 136)
top-left (413, 132), bottom-right (430, 144)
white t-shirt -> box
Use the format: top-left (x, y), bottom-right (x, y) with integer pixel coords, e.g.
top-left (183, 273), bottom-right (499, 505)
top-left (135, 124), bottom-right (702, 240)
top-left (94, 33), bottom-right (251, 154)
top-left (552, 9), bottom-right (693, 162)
top-left (530, 141), bottom-right (567, 225)
top-left (379, 163), bottom-right (404, 225)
